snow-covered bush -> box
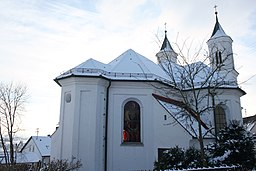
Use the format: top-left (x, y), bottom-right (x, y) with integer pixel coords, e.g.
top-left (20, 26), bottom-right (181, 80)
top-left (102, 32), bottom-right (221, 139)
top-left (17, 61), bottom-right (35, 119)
top-left (154, 146), bottom-right (204, 170)
top-left (41, 159), bottom-right (82, 171)
top-left (0, 164), bottom-right (29, 171)
top-left (154, 146), bottom-right (185, 170)
top-left (184, 147), bottom-right (205, 168)
top-left (208, 120), bottom-right (256, 170)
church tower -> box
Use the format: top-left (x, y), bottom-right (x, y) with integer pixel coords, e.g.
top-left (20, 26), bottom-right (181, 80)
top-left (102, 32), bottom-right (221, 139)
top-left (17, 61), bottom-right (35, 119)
top-left (156, 30), bottom-right (178, 65)
top-left (207, 10), bottom-right (238, 83)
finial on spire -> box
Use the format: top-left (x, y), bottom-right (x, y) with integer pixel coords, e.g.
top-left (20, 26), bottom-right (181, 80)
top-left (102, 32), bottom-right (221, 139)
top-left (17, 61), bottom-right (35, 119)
top-left (214, 5), bottom-right (218, 14)
top-left (36, 128), bottom-right (39, 139)
top-left (214, 5), bottom-right (218, 21)
top-left (164, 23), bottom-right (167, 36)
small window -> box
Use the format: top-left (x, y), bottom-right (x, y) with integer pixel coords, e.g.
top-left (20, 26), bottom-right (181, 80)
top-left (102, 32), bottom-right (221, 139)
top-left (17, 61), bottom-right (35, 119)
top-left (216, 52), bottom-right (219, 64)
top-left (219, 51), bottom-right (222, 63)
top-left (123, 101), bottom-right (141, 142)
top-left (215, 51), bottom-right (222, 65)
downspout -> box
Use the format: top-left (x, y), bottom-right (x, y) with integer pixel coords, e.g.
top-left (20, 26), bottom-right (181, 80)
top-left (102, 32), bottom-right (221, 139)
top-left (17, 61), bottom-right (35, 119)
top-left (104, 80), bottom-right (111, 171)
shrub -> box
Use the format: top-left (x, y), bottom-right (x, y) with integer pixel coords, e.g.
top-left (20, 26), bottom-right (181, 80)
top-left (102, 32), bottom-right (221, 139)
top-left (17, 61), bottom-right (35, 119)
top-left (208, 120), bottom-right (256, 170)
top-left (0, 159), bottom-right (82, 171)
top-left (155, 146), bottom-right (205, 170)
top-left (184, 147), bottom-right (204, 168)
top-left (0, 164), bottom-right (30, 171)
top-left (154, 146), bottom-right (185, 170)
top-left (41, 159), bottom-right (82, 171)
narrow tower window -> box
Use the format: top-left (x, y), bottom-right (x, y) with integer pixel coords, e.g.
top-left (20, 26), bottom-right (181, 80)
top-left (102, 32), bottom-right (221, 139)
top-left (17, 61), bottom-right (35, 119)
top-left (123, 101), bottom-right (141, 142)
top-left (216, 52), bottom-right (219, 65)
top-left (218, 51), bottom-right (222, 63)
top-left (215, 51), bottom-right (222, 66)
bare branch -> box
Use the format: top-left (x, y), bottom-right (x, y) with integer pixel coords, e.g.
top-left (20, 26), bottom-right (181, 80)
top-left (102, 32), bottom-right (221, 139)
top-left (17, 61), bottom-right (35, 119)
top-left (0, 82), bottom-right (28, 164)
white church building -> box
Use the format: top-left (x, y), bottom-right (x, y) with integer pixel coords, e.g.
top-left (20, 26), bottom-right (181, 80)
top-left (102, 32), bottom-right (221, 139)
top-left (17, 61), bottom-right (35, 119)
top-left (51, 12), bottom-right (245, 171)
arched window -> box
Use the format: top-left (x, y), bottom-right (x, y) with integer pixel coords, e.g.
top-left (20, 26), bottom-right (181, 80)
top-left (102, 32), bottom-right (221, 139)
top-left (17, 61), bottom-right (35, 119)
top-left (215, 105), bottom-right (226, 134)
top-left (123, 101), bottom-right (141, 143)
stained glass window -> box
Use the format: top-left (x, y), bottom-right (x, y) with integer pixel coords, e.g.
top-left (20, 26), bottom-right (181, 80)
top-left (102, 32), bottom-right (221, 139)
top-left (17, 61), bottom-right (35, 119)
top-left (123, 101), bottom-right (141, 142)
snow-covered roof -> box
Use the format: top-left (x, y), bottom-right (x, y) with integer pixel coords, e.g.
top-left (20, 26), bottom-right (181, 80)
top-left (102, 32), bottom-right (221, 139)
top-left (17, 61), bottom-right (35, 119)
top-left (243, 114), bottom-right (256, 132)
top-left (32, 136), bottom-right (51, 157)
top-left (55, 47), bottom-right (240, 91)
top-left (56, 49), bottom-right (170, 82)
top-left (152, 93), bottom-right (214, 138)
top-left (184, 62), bottom-right (237, 88)
top-left (21, 136), bottom-right (51, 157)
top-left (75, 58), bottom-right (110, 70)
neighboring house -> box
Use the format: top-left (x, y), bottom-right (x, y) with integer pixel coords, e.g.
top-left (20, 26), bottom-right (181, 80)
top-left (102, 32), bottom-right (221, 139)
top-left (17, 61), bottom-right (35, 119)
top-left (17, 136), bottom-right (51, 165)
top-left (51, 11), bottom-right (245, 171)
top-left (243, 114), bottom-right (256, 134)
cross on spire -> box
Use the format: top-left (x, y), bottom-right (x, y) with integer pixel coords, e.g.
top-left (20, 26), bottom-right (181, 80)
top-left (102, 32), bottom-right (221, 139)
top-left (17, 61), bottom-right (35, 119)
top-left (164, 23), bottom-right (167, 36)
top-left (214, 5), bottom-right (219, 22)
top-left (36, 128), bottom-right (39, 139)
top-left (214, 5), bottom-right (218, 13)
top-left (214, 5), bottom-right (218, 17)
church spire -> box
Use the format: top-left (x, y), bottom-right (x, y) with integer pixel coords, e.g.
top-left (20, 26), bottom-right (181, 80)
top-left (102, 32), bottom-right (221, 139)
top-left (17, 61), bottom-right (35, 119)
top-left (210, 6), bottom-right (228, 38)
top-left (156, 25), bottom-right (178, 64)
top-left (160, 27), bottom-right (174, 52)
top-left (207, 7), bottom-right (237, 82)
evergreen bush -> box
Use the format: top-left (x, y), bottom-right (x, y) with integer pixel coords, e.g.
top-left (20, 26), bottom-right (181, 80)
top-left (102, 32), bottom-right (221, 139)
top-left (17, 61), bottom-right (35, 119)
top-left (208, 120), bottom-right (256, 170)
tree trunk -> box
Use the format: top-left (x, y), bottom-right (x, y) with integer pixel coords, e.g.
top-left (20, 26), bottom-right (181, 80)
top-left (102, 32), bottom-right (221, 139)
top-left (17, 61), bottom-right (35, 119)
top-left (0, 132), bottom-right (9, 164)
top-left (9, 134), bottom-right (14, 164)
top-left (198, 121), bottom-right (207, 167)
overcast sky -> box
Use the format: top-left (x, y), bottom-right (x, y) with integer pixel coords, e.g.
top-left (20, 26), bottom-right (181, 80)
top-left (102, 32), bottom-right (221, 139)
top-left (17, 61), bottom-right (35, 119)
top-left (0, 0), bottom-right (255, 138)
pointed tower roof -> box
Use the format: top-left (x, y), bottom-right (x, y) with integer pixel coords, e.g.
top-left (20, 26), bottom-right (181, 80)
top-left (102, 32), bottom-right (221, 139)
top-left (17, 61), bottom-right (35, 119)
top-left (210, 10), bottom-right (228, 38)
top-left (160, 30), bottom-right (175, 52)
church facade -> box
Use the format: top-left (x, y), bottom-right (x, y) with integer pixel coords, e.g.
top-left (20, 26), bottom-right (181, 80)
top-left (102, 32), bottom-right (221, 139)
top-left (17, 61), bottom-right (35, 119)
top-left (51, 12), bottom-right (245, 171)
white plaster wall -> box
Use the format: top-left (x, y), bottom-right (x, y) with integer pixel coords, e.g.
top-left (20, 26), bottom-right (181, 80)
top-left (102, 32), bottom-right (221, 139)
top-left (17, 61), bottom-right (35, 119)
top-left (50, 128), bottom-right (61, 159)
top-left (51, 78), bottom-right (77, 161)
top-left (215, 89), bottom-right (243, 123)
top-left (107, 82), bottom-right (194, 170)
top-left (207, 36), bottom-right (239, 83)
top-left (52, 76), bottom-right (244, 171)
top-left (207, 36), bottom-right (234, 70)
top-left (51, 83), bottom-right (66, 160)
top-left (53, 77), bottom-right (108, 171)
top-left (152, 98), bottom-right (192, 149)
top-left (187, 88), bottom-right (243, 131)
top-left (107, 82), bottom-right (155, 171)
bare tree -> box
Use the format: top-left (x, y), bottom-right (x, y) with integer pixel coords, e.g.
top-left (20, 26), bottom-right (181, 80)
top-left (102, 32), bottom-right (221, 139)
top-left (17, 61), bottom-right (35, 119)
top-left (154, 34), bottom-right (238, 166)
top-left (0, 82), bottom-right (28, 165)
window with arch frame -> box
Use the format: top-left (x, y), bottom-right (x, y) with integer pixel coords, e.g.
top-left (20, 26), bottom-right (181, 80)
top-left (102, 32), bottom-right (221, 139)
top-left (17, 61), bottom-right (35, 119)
top-left (215, 105), bottom-right (227, 134)
top-left (123, 101), bottom-right (141, 143)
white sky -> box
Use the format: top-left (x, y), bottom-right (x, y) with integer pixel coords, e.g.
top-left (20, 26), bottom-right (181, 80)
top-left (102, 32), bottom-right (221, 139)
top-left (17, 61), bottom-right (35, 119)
top-left (0, 0), bottom-right (255, 138)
